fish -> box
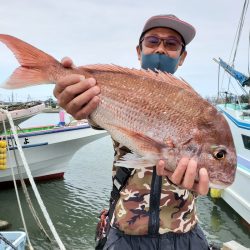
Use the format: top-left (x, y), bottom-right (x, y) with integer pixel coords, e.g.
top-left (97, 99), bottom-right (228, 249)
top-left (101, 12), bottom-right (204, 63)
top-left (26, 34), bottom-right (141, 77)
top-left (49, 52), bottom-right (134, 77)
top-left (0, 34), bottom-right (237, 189)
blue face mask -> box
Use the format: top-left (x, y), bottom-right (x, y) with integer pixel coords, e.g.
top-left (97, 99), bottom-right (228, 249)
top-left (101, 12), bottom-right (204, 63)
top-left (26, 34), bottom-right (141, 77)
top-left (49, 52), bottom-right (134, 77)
top-left (141, 53), bottom-right (180, 74)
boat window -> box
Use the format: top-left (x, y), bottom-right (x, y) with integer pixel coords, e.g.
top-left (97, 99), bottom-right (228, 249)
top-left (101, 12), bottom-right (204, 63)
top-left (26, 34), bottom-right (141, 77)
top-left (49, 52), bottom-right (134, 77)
top-left (242, 134), bottom-right (250, 150)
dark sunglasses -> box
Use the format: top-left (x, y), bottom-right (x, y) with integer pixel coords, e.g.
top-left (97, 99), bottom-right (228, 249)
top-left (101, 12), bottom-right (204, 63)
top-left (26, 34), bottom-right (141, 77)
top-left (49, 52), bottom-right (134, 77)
top-left (140, 35), bottom-right (184, 51)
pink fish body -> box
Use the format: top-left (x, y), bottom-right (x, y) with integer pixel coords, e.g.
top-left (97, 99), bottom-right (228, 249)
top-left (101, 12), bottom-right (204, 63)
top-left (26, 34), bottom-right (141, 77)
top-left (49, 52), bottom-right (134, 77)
top-left (0, 34), bottom-right (237, 188)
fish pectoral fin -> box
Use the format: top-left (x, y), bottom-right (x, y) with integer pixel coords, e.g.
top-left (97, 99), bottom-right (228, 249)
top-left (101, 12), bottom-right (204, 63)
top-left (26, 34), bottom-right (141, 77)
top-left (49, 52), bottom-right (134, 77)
top-left (134, 132), bottom-right (168, 151)
top-left (110, 125), bottom-right (167, 152)
top-left (114, 152), bottom-right (155, 169)
top-left (108, 125), bottom-right (168, 168)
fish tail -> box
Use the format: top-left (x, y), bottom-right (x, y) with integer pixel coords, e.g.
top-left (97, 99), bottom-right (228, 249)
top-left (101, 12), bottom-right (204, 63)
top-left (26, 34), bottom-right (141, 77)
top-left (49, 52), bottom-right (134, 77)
top-left (0, 34), bottom-right (66, 89)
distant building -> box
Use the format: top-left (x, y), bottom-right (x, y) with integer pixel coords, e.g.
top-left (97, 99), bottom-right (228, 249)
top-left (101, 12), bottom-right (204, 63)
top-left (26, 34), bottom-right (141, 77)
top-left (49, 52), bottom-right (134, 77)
top-left (44, 98), bottom-right (57, 108)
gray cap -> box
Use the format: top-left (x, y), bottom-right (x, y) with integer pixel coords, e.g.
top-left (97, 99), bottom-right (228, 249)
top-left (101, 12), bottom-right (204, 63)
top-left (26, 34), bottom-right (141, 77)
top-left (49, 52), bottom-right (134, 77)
top-left (139, 14), bottom-right (196, 45)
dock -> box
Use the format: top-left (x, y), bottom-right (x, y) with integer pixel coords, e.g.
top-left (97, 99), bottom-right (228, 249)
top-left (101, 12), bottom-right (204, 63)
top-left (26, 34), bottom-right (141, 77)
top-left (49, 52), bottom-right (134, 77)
top-left (42, 107), bottom-right (60, 113)
top-left (222, 240), bottom-right (249, 250)
top-left (0, 220), bottom-right (10, 230)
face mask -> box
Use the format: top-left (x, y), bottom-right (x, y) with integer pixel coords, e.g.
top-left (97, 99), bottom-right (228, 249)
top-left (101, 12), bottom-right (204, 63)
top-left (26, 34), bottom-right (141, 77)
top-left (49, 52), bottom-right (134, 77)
top-left (141, 53), bottom-right (180, 74)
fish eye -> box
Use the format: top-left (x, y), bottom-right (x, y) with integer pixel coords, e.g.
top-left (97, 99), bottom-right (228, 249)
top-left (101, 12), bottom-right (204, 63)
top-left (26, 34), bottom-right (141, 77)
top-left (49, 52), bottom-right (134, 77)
top-left (213, 149), bottom-right (226, 160)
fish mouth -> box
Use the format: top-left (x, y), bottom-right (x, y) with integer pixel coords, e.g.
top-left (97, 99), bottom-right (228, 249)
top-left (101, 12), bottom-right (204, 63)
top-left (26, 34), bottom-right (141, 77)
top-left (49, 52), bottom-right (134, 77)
top-left (208, 169), bottom-right (236, 189)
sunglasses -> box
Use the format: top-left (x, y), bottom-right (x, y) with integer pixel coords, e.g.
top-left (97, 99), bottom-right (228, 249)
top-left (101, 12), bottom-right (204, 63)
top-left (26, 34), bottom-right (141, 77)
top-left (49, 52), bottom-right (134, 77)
top-left (140, 35), bottom-right (184, 51)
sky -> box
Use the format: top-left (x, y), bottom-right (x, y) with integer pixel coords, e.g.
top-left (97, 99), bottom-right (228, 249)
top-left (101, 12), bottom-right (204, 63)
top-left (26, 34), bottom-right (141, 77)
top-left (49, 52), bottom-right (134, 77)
top-left (0, 0), bottom-right (249, 102)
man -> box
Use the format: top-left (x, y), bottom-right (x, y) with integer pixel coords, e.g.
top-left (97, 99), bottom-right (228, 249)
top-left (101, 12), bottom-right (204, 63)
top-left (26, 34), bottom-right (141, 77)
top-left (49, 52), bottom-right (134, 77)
top-left (54, 14), bottom-right (210, 250)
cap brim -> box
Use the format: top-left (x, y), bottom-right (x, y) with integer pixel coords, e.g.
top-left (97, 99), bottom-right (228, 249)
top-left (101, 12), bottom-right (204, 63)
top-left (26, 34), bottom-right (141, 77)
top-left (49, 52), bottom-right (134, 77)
top-left (141, 16), bottom-right (196, 45)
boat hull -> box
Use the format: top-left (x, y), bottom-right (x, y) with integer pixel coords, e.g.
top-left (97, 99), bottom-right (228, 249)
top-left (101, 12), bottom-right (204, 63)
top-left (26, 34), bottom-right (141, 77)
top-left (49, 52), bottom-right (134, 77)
top-left (218, 105), bottom-right (250, 224)
top-left (0, 124), bottom-right (107, 183)
top-left (0, 231), bottom-right (26, 250)
top-left (0, 102), bottom-right (45, 132)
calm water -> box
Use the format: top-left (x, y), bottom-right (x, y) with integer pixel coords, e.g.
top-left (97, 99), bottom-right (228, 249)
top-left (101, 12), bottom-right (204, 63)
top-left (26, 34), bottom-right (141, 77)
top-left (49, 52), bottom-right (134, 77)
top-left (0, 114), bottom-right (250, 249)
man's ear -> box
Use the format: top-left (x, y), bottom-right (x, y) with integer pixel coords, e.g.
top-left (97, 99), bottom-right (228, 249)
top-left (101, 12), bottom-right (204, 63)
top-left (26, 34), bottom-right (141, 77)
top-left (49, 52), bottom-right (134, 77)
top-left (178, 51), bottom-right (187, 66)
top-left (136, 45), bottom-right (141, 61)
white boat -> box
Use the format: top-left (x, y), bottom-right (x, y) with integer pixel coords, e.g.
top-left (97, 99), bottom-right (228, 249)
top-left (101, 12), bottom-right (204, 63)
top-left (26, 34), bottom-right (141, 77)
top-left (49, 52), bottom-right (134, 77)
top-left (0, 231), bottom-right (26, 250)
top-left (217, 104), bottom-right (250, 224)
top-left (0, 101), bottom-right (45, 132)
top-left (0, 121), bottom-right (107, 184)
top-left (214, 0), bottom-right (250, 224)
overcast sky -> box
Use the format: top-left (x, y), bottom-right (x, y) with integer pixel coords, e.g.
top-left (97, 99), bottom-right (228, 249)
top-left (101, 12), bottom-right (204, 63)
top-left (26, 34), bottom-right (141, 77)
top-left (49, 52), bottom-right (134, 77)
top-left (0, 0), bottom-right (249, 102)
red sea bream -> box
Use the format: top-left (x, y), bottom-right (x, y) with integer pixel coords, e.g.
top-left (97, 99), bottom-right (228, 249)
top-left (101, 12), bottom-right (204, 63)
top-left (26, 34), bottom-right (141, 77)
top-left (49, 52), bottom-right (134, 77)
top-left (0, 34), bottom-right (237, 188)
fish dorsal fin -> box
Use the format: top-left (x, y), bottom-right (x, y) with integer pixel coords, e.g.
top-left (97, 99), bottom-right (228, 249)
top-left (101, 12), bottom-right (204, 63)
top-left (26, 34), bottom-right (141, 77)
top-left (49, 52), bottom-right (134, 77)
top-left (155, 70), bottom-right (197, 94)
top-left (179, 76), bottom-right (199, 95)
top-left (82, 64), bottom-right (197, 94)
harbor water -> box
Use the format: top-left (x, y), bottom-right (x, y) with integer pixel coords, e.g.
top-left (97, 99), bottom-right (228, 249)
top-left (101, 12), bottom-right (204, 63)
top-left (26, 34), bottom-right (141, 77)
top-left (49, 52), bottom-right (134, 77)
top-left (0, 113), bottom-right (250, 249)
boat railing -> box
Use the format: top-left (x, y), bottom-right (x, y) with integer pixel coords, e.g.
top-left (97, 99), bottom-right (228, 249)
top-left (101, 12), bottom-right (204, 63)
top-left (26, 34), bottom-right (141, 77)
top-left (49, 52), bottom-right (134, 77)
top-left (218, 91), bottom-right (250, 120)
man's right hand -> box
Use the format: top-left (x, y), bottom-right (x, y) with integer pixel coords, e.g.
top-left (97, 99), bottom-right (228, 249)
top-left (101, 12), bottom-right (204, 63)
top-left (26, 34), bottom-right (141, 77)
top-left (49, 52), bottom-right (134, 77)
top-left (53, 57), bottom-right (100, 120)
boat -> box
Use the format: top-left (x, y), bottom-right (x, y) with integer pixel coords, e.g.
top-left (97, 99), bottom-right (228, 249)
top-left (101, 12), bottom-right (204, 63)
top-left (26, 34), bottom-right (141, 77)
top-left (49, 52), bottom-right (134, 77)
top-left (0, 101), bottom-right (45, 132)
top-left (0, 119), bottom-right (107, 184)
top-left (214, 0), bottom-right (250, 224)
top-left (216, 102), bottom-right (250, 224)
top-left (0, 231), bottom-right (26, 250)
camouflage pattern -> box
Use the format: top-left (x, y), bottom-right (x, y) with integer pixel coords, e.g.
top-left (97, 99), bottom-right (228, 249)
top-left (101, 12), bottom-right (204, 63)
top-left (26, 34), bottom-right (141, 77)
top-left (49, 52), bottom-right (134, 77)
top-left (110, 139), bottom-right (198, 235)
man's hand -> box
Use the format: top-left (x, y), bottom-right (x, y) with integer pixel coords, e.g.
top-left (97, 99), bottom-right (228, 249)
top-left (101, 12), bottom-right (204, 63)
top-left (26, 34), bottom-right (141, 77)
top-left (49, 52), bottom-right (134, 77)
top-left (53, 57), bottom-right (100, 120)
top-left (156, 158), bottom-right (209, 195)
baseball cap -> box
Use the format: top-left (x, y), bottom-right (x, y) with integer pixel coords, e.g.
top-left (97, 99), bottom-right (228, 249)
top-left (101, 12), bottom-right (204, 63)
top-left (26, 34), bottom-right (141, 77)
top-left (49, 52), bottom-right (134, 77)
top-left (139, 14), bottom-right (196, 45)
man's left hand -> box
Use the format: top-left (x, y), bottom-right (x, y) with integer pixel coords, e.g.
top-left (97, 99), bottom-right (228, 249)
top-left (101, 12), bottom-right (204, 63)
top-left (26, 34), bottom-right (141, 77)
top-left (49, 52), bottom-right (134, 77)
top-left (156, 158), bottom-right (209, 195)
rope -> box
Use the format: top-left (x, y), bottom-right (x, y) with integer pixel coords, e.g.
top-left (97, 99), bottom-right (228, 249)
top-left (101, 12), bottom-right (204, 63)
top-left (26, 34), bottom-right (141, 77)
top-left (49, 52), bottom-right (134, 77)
top-left (231, 0), bottom-right (249, 65)
top-left (219, 0), bottom-right (249, 96)
top-left (0, 111), bottom-right (34, 250)
top-left (9, 134), bottom-right (53, 242)
top-left (216, 62), bottom-right (221, 102)
top-left (0, 109), bottom-right (66, 250)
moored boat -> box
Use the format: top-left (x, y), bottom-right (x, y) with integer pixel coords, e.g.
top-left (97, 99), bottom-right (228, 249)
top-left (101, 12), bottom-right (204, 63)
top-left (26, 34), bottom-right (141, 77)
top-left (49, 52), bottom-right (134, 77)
top-left (0, 231), bottom-right (26, 250)
top-left (214, 0), bottom-right (250, 224)
top-left (0, 121), bottom-right (107, 185)
top-left (217, 103), bottom-right (250, 224)
top-left (0, 101), bottom-right (45, 132)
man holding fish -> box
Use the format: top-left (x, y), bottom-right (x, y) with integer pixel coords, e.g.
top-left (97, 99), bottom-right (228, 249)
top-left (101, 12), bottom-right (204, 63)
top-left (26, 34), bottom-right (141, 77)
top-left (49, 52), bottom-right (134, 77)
top-left (0, 12), bottom-right (236, 250)
top-left (0, 8), bottom-right (237, 248)
top-left (54, 15), bottom-right (212, 249)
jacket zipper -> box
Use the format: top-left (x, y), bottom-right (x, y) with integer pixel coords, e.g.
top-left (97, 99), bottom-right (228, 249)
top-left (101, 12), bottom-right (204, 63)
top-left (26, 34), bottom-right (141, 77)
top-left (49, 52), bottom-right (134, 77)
top-left (148, 166), bottom-right (162, 235)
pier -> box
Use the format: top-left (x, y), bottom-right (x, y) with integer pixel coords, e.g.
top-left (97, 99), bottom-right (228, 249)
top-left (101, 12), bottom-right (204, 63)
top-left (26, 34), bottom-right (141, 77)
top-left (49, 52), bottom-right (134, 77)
top-left (222, 240), bottom-right (249, 250)
top-left (0, 220), bottom-right (9, 230)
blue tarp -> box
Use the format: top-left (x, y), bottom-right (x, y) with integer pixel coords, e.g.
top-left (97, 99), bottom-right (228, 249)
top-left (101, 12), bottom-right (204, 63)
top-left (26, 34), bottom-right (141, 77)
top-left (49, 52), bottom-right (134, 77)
top-left (218, 58), bottom-right (250, 86)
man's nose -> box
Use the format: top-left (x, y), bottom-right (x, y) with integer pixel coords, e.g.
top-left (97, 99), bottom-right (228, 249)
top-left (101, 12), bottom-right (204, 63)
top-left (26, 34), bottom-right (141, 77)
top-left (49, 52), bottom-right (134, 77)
top-left (155, 41), bottom-right (167, 54)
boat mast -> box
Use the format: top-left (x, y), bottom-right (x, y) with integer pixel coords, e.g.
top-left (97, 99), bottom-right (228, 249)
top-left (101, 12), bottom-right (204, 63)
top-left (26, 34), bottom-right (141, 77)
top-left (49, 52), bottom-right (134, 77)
top-left (215, 0), bottom-right (250, 103)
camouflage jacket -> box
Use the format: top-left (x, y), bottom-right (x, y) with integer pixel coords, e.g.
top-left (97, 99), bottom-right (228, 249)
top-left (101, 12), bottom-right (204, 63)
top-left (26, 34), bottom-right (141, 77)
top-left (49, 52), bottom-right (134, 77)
top-left (88, 120), bottom-right (198, 235)
top-left (110, 139), bottom-right (198, 235)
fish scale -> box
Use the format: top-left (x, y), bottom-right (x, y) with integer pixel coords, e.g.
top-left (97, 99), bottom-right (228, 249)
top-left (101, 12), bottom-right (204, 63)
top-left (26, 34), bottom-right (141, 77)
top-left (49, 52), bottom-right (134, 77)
top-left (0, 34), bottom-right (237, 188)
